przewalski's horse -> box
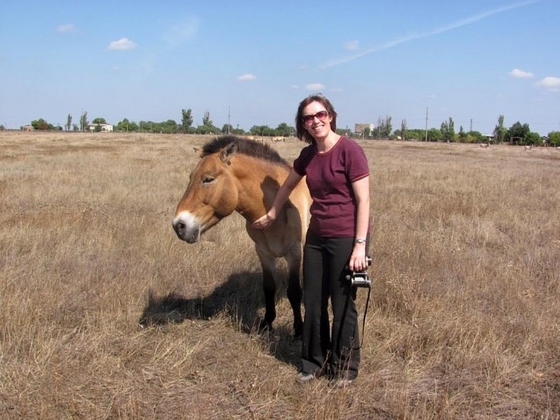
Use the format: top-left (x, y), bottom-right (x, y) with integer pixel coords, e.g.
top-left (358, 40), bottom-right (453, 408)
top-left (172, 135), bottom-right (311, 338)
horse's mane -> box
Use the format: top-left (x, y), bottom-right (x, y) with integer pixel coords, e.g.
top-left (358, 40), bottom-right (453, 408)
top-left (201, 135), bottom-right (289, 166)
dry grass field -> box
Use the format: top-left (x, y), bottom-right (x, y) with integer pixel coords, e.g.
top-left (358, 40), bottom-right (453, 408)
top-left (1, 131), bottom-right (559, 419)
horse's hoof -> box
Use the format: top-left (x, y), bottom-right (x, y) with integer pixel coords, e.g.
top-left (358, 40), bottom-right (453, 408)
top-left (258, 320), bottom-right (273, 335)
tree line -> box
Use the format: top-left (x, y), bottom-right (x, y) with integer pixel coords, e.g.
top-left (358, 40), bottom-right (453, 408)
top-left (364, 115), bottom-right (558, 146)
top-left (16, 109), bottom-right (560, 147)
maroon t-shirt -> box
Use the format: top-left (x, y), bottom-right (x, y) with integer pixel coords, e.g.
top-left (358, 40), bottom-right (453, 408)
top-left (293, 137), bottom-right (369, 237)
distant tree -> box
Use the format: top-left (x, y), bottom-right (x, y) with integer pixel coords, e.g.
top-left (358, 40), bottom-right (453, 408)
top-left (372, 115), bottom-right (392, 138)
top-left (163, 119), bottom-right (178, 133)
top-left (427, 127), bottom-right (443, 142)
top-left (138, 119), bottom-right (179, 133)
top-left (65, 114), bottom-right (72, 131)
top-left (139, 121), bottom-right (154, 132)
top-left (525, 131), bottom-right (542, 146)
top-left (458, 125), bottom-right (466, 141)
top-left (31, 118), bottom-right (53, 131)
top-left (202, 110), bottom-right (212, 127)
top-left (197, 111), bottom-right (219, 134)
top-left (275, 122), bottom-right (292, 137)
top-left (92, 117), bottom-right (107, 124)
top-left (465, 131), bottom-right (485, 143)
top-left (80, 112), bottom-right (88, 132)
top-left (494, 115), bottom-right (507, 144)
top-left (383, 115), bottom-right (393, 138)
top-left (548, 131), bottom-right (560, 147)
top-left (336, 126), bottom-right (352, 137)
top-left (231, 127), bottom-right (245, 135)
top-left (181, 109), bottom-right (193, 133)
top-left (400, 119), bottom-right (408, 140)
top-left (399, 128), bottom-right (424, 141)
top-left (196, 124), bottom-right (219, 135)
top-left (440, 121), bottom-right (448, 141)
top-left (221, 124), bottom-right (233, 134)
top-left (115, 118), bottom-right (138, 132)
top-left (250, 125), bottom-right (275, 137)
top-left (506, 121), bottom-right (530, 144)
top-left (440, 117), bottom-right (455, 142)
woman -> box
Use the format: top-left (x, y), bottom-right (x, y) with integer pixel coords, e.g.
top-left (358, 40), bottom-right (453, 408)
top-left (252, 94), bottom-right (370, 387)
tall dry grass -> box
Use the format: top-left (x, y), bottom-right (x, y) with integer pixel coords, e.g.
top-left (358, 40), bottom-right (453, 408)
top-left (0, 132), bottom-right (559, 419)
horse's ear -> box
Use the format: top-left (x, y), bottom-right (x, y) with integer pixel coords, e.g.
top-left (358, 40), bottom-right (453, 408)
top-left (220, 141), bottom-right (237, 164)
top-left (193, 147), bottom-right (203, 157)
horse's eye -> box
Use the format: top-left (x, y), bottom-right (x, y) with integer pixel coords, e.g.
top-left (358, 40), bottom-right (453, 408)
top-left (202, 176), bottom-right (215, 184)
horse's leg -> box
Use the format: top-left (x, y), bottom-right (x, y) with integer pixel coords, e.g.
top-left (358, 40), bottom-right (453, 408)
top-left (253, 242), bottom-right (302, 338)
top-left (255, 249), bottom-right (277, 333)
top-left (260, 265), bottom-right (276, 333)
top-left (286, 250), bottom-right (303, 339)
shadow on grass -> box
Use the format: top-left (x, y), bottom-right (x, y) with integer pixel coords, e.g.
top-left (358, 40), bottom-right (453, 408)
top-left (138, 271), bottom-right (301, 368)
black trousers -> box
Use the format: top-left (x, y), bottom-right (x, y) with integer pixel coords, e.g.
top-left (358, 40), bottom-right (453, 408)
top-left (300, 230), bottom-right (360, 380)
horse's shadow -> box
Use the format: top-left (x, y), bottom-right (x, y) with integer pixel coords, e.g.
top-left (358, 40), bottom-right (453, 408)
top-left (138, 271), bottom-right (300, 368)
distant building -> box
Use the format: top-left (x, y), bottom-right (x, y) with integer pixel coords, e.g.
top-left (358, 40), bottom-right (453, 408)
top-left (88, 123), bottom-right (113, 132)
top-left (354, 123), bottom-right (375, 135)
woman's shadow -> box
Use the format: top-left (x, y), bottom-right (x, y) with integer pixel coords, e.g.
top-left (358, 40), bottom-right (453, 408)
top-left (138, 271), bottom-right (300, 368)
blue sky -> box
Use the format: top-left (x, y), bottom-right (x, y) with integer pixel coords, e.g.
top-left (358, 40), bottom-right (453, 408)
top-left (1, 0), bottom-right (559, 135)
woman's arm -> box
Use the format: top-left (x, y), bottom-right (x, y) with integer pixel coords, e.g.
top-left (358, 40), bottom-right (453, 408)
top-left (252, 168), bottom-right (303, 230)
top-left (349, 175), bottom-right (370, 271)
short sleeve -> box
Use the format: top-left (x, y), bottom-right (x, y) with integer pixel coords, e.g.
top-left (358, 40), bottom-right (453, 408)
top-left (345, 139), bottom-right (370, 182)
top-left (293, 145), bottom-right (315, 176)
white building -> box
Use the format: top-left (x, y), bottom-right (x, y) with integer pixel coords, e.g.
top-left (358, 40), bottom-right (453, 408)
top-left (88, 123), bottom-right (113, 132)
top-left (354, 123), bottom-right (375, 134)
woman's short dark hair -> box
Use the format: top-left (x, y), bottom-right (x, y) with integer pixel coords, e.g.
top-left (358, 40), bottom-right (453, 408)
top-left (295, 94), bottom-right (338, 144)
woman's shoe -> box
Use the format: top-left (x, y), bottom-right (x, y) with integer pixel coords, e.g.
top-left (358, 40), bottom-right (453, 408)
top-left (295, 372), bottom-right (315, 384)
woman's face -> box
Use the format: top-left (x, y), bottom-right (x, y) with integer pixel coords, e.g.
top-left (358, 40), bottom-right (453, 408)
top-left (302, 101), bottom-right (332, 140)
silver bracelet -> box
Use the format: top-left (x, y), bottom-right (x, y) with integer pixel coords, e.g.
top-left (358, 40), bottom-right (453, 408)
top-left (354, 238), bottom-right (366, 244)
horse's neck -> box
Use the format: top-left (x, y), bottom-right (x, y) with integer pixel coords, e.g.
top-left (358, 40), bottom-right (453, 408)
top-left (233, 159), bottom-right (288, 223)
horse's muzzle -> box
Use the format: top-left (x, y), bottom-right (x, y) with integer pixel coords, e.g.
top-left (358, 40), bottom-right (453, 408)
top-left (172, 215), bottom-right (200, 243)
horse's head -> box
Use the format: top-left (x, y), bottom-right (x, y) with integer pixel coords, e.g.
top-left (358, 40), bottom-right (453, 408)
top-left (173, 141), bottom-right (239, 243)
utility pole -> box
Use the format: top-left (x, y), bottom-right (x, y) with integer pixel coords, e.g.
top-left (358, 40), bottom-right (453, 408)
top-left (470, 118), bottom-right (473, 132)
top-left (424, 107), bottom-right (428, 142)
top-left (227, 106), bottom-right (231, 134)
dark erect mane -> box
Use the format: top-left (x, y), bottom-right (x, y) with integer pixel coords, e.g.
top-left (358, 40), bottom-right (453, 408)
top-left (201, 135), bottom-right (289, 166)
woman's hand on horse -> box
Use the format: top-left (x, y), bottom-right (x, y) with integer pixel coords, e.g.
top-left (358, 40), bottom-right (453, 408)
top-left (252, 213), bottom-right (275, 230)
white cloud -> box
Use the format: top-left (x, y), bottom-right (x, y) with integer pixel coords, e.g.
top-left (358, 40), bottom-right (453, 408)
top-left (57, 23), bottom-right (76, 33)
top-left (305, 83), bottom-right (325, 91)
top-left (237, 73), bottom-right (256, 81)
top-left (536, 76), bottom-right (560, 92)
top-left (291, 84), bottom-right (300, 89)
top-left (108, 38), bottom-right (137, 51)
top-left (509, 68), bottom-right (534, 78)
top-left (345, 40), bottom-right (359, 51)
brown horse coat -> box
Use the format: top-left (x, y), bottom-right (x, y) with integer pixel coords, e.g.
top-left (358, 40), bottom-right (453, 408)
top-left (173, 136), bottom-right (311, 336)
